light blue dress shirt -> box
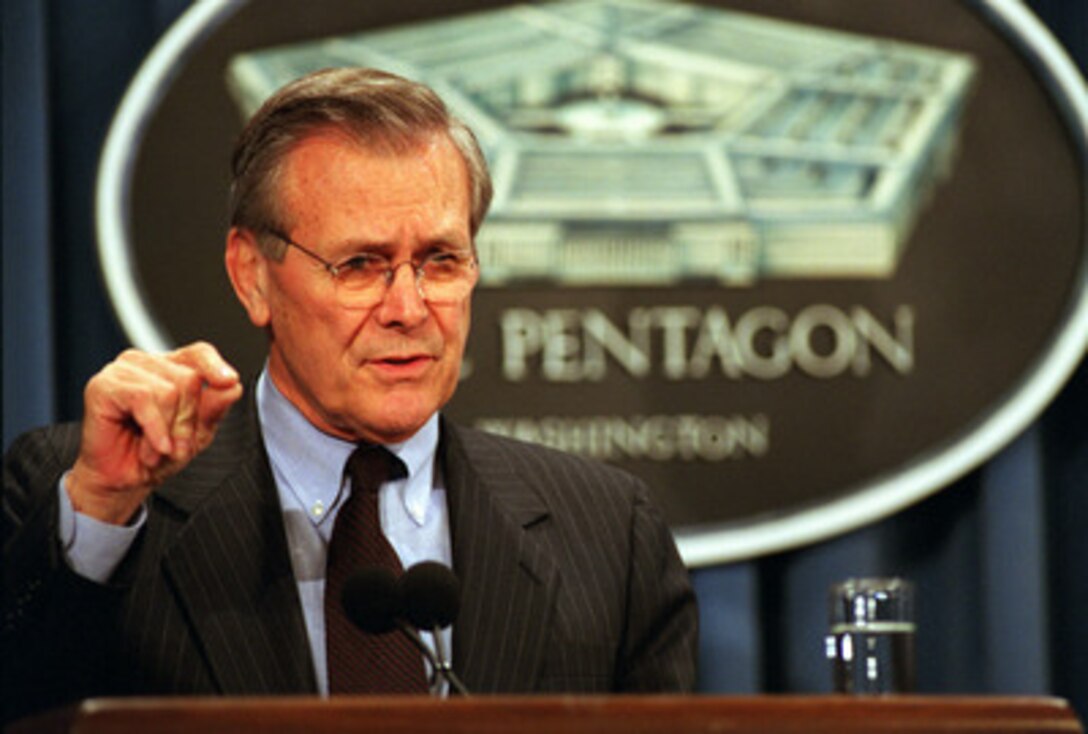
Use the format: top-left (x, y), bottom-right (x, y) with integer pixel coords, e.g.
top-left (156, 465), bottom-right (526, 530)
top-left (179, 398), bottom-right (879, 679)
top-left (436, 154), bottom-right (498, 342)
top-left (58, 368), bottom-right (453, 695)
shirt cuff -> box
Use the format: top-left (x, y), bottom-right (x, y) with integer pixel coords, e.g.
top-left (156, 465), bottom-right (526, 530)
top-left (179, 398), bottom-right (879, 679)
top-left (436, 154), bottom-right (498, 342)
top-left (58, 473), bottom-right (146, 582)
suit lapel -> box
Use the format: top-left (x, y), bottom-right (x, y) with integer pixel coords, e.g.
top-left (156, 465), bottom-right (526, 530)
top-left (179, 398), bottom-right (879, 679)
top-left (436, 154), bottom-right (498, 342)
top-left (441, 421), bottom-right (558, 693)
top-left (157, 395), bottom-right (316, 694)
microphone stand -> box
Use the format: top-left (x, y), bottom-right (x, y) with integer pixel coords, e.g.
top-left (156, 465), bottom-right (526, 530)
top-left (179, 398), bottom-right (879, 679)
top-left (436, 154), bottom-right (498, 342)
top-left (428, 624), bottom-right (470, 696)
top-left (395, 620), bottom-right (471, 697)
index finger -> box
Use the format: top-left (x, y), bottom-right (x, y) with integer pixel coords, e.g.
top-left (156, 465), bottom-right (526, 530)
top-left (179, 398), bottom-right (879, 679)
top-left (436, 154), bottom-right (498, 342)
top-left (167, 341), bottom-right (240, 389)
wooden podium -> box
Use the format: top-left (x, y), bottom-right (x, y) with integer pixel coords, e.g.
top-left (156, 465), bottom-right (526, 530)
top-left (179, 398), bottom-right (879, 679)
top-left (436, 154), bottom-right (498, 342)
top-left (8, 696), bottom-right (1082, 734)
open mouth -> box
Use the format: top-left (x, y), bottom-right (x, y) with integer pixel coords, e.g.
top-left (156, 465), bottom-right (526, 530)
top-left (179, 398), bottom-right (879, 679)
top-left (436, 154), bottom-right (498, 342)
top-left (371, 354), bottom-right (434, 372)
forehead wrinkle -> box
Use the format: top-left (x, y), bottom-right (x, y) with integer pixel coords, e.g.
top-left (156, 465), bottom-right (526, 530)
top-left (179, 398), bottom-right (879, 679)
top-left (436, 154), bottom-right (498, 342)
top-left (324, 222), bottom-right (471, 259)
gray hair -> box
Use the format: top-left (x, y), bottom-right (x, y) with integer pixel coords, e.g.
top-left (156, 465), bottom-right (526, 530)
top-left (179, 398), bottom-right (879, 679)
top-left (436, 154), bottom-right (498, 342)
top-left (229, 67), bottom-right (493, 257)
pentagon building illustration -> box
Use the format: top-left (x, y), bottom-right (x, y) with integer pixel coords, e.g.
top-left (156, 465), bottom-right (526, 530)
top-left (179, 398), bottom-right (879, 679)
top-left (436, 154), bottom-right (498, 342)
top-left (226, 0), bottom-right (976, 286)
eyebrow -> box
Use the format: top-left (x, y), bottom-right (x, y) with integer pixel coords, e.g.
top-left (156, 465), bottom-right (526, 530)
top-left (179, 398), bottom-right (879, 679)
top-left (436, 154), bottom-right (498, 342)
top-left (329, 231), bottom-right (472, 257)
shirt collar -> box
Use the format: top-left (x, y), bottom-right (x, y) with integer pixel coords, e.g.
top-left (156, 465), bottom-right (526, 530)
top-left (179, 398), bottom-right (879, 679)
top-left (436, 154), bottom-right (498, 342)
top-left (256, 369), bottom-right (439, 528)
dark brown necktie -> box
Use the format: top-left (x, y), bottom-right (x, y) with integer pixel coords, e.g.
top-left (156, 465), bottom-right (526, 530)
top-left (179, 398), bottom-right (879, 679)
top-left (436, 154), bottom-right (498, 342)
top-left (325, 445), bottom-right (428, 693)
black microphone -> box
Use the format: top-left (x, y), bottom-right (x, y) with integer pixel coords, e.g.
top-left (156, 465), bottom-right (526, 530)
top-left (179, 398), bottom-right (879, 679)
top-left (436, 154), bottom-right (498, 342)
top-left (399, 562), bottom-right (469, 696)
top-left (400, 561), bottom-right (460, 629)
top-left (340, 567), bottom-right (401, 634)
top-left (341, 566), bottom-right (442, 692)
top-left (340, 563), bottom-right (470, 696)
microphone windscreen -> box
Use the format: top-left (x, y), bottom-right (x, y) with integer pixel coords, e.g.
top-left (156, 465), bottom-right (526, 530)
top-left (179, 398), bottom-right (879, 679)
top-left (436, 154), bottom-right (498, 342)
top-left (341, 567), bottom-right (402, 634)
top-left (400, 561), bottom-right (461, 630)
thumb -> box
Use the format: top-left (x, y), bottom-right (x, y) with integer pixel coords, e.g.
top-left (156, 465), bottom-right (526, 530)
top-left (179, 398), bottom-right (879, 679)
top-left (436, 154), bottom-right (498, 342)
top-left (194, 381), bottom-right (245, 450)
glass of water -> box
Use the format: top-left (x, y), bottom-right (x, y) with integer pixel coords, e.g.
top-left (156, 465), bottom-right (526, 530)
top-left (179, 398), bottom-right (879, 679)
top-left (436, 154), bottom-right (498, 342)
top-left (826, 577), bottom-right (916, 694)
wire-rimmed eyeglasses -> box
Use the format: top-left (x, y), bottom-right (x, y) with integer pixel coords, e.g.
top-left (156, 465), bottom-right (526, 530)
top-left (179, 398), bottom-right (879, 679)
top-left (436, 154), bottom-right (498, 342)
top-left (266, 229), bottom-right (478, 309)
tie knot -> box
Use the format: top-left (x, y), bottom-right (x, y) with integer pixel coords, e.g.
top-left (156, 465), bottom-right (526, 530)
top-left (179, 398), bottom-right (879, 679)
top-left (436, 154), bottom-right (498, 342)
top-left (346, 445), bottom-right (407, 494)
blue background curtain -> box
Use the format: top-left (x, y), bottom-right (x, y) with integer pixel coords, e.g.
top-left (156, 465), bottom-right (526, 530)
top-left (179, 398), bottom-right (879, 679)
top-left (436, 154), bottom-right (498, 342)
top-left (4, 0), bottom-right (1087, 714)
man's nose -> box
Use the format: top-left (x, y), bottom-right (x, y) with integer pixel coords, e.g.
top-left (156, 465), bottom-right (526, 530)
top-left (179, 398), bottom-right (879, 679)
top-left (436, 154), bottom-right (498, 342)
top-left (376, 262), bottom-right (428, 326)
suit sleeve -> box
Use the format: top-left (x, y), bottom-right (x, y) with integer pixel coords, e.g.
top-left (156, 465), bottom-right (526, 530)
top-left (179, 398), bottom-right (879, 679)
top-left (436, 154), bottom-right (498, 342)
top-left (2, 426), bottom-right (130, 723)
top-left (616, 479), bottom-right (699, 691)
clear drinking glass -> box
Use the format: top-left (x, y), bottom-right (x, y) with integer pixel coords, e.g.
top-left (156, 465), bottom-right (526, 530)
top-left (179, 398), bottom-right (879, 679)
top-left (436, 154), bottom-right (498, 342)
top-left (826, 577), bottom-right (916, 694)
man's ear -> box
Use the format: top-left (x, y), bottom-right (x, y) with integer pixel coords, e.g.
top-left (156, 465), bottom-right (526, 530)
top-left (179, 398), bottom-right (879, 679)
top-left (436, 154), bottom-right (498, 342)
top-left (225, 227), bottom-right (271, 328)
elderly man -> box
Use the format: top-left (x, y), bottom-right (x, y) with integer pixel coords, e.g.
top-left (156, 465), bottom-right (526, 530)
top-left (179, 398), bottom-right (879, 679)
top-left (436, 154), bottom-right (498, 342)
top-left (2, 68), bottom-right (697, 722)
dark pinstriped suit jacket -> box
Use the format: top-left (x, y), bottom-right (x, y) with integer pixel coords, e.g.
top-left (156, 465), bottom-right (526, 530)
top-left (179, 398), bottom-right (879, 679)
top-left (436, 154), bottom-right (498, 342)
top-left (2, 392), bottom-right (697, 722)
